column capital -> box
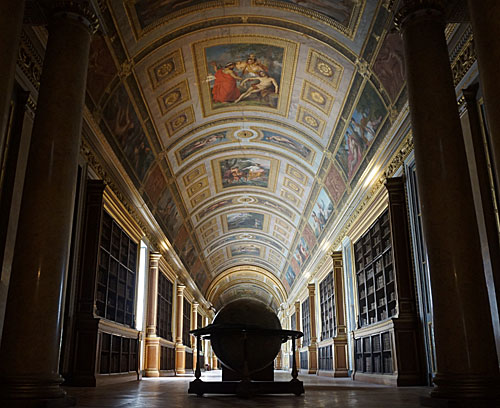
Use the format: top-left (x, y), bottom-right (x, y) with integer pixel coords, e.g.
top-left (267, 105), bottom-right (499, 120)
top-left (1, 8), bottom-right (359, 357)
top-left (149, 252), bottom-right (162, 263)
top-left (331, 251), bottom-right (343, 266)
top-left (192, 302), bottom-right (199, 312)
top-left (307, 282), bottom-right (315, 295)
top-left (177, 284), bottom-right (186, 295)
top-left (294, 301), bottom-right (300, 312)
top-left (394, 0), bottom-right (446, 31)
top-left (51, 1), bottom-right (99, 34)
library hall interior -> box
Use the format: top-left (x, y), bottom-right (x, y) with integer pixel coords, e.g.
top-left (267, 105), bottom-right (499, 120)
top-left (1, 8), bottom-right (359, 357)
top-left (1, 0), bottom-right (500, 407)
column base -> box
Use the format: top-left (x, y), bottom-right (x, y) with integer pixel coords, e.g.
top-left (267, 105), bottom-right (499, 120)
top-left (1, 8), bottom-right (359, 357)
top-left (431, 373), bottom-right (500, 400)
top-left (307, 344), bottom-right (317, 374)
top-left (175, 344), bottom-right (186, 375)
top-left (332, 368), bottom-right (349, 378)
top-left (144, 369), bottom-right (160, 378)
top-left (144, 336), bottom-right (160, 377)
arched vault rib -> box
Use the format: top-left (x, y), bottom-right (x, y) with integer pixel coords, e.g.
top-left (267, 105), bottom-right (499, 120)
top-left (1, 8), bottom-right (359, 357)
top-left (206, 265), bottom-right (287, 312)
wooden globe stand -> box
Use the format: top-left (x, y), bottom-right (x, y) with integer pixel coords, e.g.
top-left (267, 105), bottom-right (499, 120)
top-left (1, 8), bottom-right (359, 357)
top-left (188, 325), bottom-right (304, 397)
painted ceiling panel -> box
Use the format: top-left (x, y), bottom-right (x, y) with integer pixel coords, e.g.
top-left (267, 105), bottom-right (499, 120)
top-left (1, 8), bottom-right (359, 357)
top-left (87, 0), bottom-right (407, 303)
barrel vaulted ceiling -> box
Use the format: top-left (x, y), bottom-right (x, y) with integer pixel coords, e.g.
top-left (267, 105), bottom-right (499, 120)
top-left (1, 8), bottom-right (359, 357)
top-left (85, 0), bottom-right (407, 303)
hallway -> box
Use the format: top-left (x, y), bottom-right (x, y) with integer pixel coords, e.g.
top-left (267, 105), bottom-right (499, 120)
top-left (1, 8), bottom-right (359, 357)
top-left (66, 371), bottom-right (432, 407)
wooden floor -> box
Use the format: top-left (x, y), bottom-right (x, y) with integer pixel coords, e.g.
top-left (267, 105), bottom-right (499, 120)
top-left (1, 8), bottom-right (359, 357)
top-left (65, 370), bottom-right (433, 407)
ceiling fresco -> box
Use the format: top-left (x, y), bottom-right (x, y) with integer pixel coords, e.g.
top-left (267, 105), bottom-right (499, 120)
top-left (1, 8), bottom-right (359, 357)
top-left (86, 0), bottom-right (407, 304)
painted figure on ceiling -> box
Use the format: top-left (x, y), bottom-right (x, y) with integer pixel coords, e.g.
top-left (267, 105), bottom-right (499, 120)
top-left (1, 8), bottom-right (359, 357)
top-left (234, 71), bottom-right (279, 103)
top-left (236, 54), bottom-right (268, 78)
top-left (211, 62), bottom-right (242, 103)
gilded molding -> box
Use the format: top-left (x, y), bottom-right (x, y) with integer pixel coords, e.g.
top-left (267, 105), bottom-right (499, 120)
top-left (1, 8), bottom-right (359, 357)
top-left (311, 253), bottom-right (331, 281)
top-left (26, 96), bottom-right (37, 118)
top-left (330, 133), bottom-right (414, 251)
top-left (80, 138), bottom-right (156, 247)
top-left (355, 58), bottom-right (371, 79)
top-left (118, 60), bottom-right (134, 79)
top-left (17, 31), bottom-right (43, 91)
top-left (450, 27), bottom-right (475, 87)
top-left (382, 0), bottom-right (397, 12)
top-left (252, 0), bottom-right (364, 40)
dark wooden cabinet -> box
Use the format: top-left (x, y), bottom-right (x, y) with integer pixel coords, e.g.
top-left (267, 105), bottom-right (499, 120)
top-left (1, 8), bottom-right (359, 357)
top-left (157, 272), bottom-right (173, 342)
top-left (318, 344), bottom-right (333, 371)
top-left (68, 180), bottom-right (140, 386)
top-left (354, 331), bottom-right (392, 375)
top-left (301, 298), bottom-right (311, 347)
top-left (96, 211), bottom-right (137, 327)
top-left (352, 177), bottom-right (424, 386)
top-left (319, 271), bottom-right (335, 340)
top-left (354, 209), bottom-right (396, 327)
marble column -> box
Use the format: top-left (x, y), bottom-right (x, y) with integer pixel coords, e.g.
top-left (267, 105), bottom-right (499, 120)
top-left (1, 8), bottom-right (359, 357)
top-left (396, 0), bottom-right (500, 400)
top-left (294, 301), bottom-right (301, 368)
top-left (191, 302), bottom-right (198, 369)
top-left (0, 0), bottom-right (26, 161)
top-left (175, 284), bottom-right (186, 374)
top-left (0, 3), bottom-right (96, 405)
top-left (467, 0), bottom-right (500, 202)
top-left (145, 253), bottom-right (162, 377)
top-left (307, 283), bottom-right (318, 374)
top-left (332, 252), bottom-right (349, 377)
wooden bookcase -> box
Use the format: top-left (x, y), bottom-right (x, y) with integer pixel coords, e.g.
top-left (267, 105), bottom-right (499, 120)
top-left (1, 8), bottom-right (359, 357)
top-left (352, 177), bottom-right (424, 386)
top-left (354, 331), bottom-right (393, 375)
top-left (301, 298), bottom-right (311, 347)
top-left (160, 344), bottom-right (176, 371)
top-left (318, 344), bottom-right (333, 371)
top-left (354, 209), bottom-right (396, 328)
top-left (182, 298), bottom-right (191, 348)
top-left (96, 211), bottom-right (137, 327)
top-left (157, 271), bottom-right (173, 342)
top-left (319, 271), bottom-right (335, 340)
top-left (68, 180), bottom-right (141, 386)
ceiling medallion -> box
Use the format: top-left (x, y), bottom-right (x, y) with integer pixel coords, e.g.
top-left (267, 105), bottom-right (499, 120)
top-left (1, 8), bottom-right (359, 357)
top-left (164, 91), bottom-right (181, 106)
top-left (310, 91), bottom-right (325, 104)
top-left (173, 115), bottom-right (187, 127)
top-left (237, 233), bottom-right (255, 240)
top-left (317, 61), bottom-right (333, 77)
top-left (237, 195), bottom-right (257, 204)
top-left (157, 62), bottom-right (174, 78)
top-left (236, 129), bottom-right (254, 139)
top-left (304, 115), bottom-right (319, 127)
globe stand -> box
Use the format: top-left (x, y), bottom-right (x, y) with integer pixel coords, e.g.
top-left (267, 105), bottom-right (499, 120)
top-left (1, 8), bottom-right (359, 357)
top-left (188, 325), bottom-right (304, 397)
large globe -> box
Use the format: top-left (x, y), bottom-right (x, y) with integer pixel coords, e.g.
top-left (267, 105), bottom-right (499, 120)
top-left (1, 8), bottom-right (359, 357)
top-left (210, 298), bottom-right (282, 375)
